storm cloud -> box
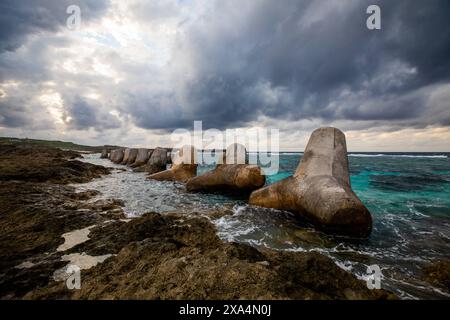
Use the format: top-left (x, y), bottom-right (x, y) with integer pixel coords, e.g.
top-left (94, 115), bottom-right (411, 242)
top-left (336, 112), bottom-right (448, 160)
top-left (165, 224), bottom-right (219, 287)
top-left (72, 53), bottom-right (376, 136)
top-left (162, 0), bottom-right (450, 129)
top-left (0, 0), bottom-right (109, 52)
top-left (0, 0), bottom-right (449, 149)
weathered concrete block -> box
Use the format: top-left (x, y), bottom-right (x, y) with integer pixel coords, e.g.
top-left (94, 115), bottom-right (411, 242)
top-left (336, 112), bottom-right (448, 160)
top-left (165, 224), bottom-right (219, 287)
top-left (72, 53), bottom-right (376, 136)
top-left (144, 147), bottom-right (169, 174)
top-left (149, 145), bottom-right (198, 183)
top-left (100, 148), bottom-right (109, 159)
top-left (126, 148), bottom-right (139, 165)
top-left (249, 127), bottom-right (372, 237)
top-left (131, 148), bottom-right (152, 168)
top-left (121, 148), bottom-right (131, 165)
top-left (186, 164), bottom-right (265, 192)
top-left (186, 143), bottom-right (265, 193)
top-left (110, 149), bottom-right (124, 163)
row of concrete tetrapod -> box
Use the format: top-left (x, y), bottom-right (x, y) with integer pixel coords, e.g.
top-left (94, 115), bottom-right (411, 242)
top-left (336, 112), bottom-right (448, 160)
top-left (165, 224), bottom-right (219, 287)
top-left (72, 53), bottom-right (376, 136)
top-left (106, 144), bottom-right (266, 190)
top-left (107, 147), bottom-right (171, 174)
top-left (103, 127), bottom-right (372, 238)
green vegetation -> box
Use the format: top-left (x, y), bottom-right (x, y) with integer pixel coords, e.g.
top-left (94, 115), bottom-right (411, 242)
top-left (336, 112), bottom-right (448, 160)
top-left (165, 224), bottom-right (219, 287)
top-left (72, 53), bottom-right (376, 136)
top-left (0, 137), bottom-right (121, 152)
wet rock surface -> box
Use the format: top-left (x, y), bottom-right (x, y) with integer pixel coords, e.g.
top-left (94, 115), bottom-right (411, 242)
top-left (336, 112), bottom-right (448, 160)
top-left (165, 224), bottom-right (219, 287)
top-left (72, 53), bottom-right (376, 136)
top-left (0, 145), bottom-right (123, 299)
top-left (422, 260), bottom-right (450, 292)
top-left (0, 145), bottom-right (109, 184)
top-left (0, 144), bottom-right (395, 300)
top-left (26, 212), bottom-right (395, 300)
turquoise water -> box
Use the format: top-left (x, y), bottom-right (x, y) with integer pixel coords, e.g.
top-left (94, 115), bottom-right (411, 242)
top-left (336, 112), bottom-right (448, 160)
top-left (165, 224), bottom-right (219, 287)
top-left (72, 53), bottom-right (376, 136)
top-left (204, 152), bottom-right (450, 299)
top-left (78, 153), bottom-right (450, 299)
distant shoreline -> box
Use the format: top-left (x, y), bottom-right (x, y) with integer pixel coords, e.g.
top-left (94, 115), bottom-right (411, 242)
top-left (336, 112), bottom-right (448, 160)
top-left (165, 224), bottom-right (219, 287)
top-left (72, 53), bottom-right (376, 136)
top-left (1, 136), bottom-right (449, 155)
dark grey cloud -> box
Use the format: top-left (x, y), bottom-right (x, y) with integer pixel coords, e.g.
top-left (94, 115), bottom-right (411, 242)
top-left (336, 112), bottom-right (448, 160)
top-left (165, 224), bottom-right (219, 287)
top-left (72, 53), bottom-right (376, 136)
top-left (0, 92), bottom-right (56, 130)
top-left (125, 0), bottom-right (449, 131)
top-left (0, 0), bottom-right (449, 135)
top-left (0, 0), bottom-right (109, 52)
top-left (122, 92), bottom-right (192, 131)
top-left (0, 0), bottom-right (113, 131)
top-left (0, 33), bottom-right (69, 83)
top-left (0, 100), bottom-right (30, 128)
top-left (64, 96), bottom-right (121, 130)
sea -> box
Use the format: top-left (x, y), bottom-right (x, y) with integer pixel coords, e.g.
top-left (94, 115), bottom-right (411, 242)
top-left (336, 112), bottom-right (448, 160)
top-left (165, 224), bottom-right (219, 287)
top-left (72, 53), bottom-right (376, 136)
top-left (77, 152), bottom-right (450, 299)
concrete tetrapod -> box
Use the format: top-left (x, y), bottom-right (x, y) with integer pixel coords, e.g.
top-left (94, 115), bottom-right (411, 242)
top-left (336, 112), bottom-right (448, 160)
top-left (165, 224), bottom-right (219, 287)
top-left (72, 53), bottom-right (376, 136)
top-left (121, 148), bottom-right (131, 165)
top-left (249, 127), bottom-right (372, 237)
top-left (130, 148), bottom-right (152, 168)
top-left (145, 147), bottom-right (169, 174)
top-left (126, 148), bottom-right (139, 166)
top-left (186, 143), bottom-right (265, 193)
top-left (110, 149), bottom-right (124, 164)
top-left (100, 148), bottom-right (109, 159)
top-left (148, 145), bottom-right (198, 183)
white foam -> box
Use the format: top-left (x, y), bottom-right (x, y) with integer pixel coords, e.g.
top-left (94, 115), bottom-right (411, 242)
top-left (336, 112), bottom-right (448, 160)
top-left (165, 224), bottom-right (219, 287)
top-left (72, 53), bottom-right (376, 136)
top-left (349, 154), bottom-right (447, 158)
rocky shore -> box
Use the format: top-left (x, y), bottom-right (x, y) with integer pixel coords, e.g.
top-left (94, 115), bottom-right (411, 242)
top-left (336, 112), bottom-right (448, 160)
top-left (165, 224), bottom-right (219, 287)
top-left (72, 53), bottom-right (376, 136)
top-left (0, 143), bottom-right (407, 299)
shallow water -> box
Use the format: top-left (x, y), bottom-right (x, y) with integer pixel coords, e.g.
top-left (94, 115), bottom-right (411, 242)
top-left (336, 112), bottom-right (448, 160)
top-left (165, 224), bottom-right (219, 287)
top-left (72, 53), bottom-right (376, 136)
top-left (76, 153), bottom-right (450, 299)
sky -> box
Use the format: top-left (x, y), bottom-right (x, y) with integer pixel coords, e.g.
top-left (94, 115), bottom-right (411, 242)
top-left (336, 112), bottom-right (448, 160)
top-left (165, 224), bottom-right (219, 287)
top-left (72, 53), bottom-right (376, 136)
top-left (0, 0), bottom-right (449, 151)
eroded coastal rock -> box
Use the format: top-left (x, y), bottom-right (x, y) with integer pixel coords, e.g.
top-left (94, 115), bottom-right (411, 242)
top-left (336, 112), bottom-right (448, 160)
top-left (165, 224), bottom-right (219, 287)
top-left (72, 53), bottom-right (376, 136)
top-left (249, 127), bottom-right (372, 237)
top-left (0, 145), bottom-right (121, 298)
top-left (0, 145), bottom-right (109, 184)
top-left (422, 260), bottom-right (450, 293)
top-left (0, 143), bottom-right (395, 300)
top-left (186, 143), bottom-right (265, 193)
top-left (24, 212), bottom-right (394, 300)
top-left (131, 148), bottom-right (153, 168)
top-left (110, 149), bottom-right (124, 164)
top-left (144, 147), bottom-right (169, 174)
top-left (148, 145), bottom-right (198, 183)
